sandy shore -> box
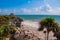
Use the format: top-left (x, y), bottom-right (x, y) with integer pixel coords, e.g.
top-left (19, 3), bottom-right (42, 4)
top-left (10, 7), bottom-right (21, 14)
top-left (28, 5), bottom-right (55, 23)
top-left (21, 20), bottom-right (39, 29)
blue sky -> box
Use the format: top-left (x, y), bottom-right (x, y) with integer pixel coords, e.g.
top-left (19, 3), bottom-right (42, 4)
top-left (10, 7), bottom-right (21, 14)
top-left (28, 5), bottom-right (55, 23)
top-left (0, 0), bottom-right (60, 15)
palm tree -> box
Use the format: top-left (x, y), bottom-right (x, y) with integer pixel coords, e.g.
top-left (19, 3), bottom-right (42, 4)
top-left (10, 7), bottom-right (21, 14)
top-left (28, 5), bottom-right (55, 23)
top-left (38, 17), bottom-right (58, 40)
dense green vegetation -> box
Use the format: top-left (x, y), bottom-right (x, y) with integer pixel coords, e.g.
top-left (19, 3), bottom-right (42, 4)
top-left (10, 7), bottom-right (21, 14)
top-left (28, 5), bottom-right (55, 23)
top-left (38, 17), bottom-right (60, 40)
top-left (0, 13), bottom-right (23, 40)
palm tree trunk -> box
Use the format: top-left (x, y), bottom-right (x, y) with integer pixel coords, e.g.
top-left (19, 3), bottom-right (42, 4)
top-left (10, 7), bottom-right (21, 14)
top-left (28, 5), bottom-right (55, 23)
top-left (45, 33), bottom-right (46, 40)
top-left (47, 32), bottom-right (49, 40)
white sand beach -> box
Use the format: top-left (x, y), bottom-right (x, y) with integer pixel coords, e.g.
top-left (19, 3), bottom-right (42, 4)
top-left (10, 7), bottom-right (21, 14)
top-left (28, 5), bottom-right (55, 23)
top-left (21, 20), bottom-right (40, 29)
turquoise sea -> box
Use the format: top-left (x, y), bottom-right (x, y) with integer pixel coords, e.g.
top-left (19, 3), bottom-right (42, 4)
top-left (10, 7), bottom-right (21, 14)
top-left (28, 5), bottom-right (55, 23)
top-left (16, 15), bottom-right (60, 24)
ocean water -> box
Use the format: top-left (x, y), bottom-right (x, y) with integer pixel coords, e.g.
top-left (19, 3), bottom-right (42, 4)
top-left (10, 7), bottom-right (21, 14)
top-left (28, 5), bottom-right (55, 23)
top-left (16, 15), bottom-right (60, 24)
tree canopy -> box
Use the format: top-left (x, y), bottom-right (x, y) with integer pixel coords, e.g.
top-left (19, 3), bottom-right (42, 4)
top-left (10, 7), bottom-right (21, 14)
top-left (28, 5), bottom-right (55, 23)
top-left (38, 17), bottom-right (58, 32)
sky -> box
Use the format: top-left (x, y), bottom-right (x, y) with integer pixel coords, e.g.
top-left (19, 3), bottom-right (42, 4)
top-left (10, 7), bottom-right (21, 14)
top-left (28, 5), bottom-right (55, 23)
top-left (0, 0), bottom-right (60, 15)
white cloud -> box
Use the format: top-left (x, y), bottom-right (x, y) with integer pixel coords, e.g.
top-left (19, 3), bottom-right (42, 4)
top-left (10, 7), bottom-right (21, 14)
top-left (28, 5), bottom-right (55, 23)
top-left (31, 7), bottom-right (41, 13)
top-left (1, 6), bottom-right (60, 15)
top-left (0, 9), bottom-right (2, 12)
top-left (40, 4), bottom-right (52, 12)
top-left (4, 9), bottom-right (9, 13)
top-left (13, 9), bottom-right (16, 13)
top-left (21, 8), bottom-right (31, 13)
top-left (48, 8), bottom-right (60, 15)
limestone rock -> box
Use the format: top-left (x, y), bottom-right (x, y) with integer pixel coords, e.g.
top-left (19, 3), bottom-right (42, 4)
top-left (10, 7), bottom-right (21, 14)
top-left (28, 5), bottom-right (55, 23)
top-left (13, 26), bottom-right (41, 40)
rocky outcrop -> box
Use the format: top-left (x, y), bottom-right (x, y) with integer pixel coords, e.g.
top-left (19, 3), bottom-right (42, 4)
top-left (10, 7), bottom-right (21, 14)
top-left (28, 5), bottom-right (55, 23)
top-left (11, 25), bottom-right (42, 40)
top-left (10, 24), bottom-right (54, 40)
